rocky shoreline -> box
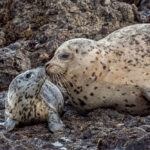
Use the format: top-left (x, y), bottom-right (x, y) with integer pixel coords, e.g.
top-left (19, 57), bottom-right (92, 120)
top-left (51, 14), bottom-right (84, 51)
top-left (0, 0), bottom-right (150, 149)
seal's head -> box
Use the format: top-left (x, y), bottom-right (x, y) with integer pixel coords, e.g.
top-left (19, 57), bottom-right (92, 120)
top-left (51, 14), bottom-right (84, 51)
top-left (9, 67), bottom-right (46, 96)
top-left (45, 38), bottom-right (99, 87)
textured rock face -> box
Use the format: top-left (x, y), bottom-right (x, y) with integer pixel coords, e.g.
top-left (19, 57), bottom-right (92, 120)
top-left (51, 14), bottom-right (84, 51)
top-left (0, 0), bottom-right (136, 49)
top-left (0, 47), bottom-right (31, 91)
top-left (0, 0), bottom-right (150, 149)
top-left (0, 0), bottom-right (139, 90)
top-left (1, 93), bottom-right (150, 150)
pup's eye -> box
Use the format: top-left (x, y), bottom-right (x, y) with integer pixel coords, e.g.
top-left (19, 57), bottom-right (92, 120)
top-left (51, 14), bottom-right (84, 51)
top-left (25, 72), bottom-right (32, 79)
top-left (58, 53), bottom-right (71, 60)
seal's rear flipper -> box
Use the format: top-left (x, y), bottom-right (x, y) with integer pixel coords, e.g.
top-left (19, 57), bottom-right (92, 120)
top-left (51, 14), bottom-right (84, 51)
top-left (5, 118), bottom-right (19, 131)
top-left (48, 111), bottom-right (65, 132)
top-left (141, 88), bottom-right (150, 102)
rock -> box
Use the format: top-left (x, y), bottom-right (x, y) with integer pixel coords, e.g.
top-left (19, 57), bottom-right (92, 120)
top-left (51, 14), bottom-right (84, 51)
top-left (0, 0), bottom-right (150, 149)
top-left (0, 92), bottom-right (7, 109)
top-left (125, 133), bottom-right (150, 150)
top-left (0, 47), bottom-right (31, 91)
top-left (102, 0), bottom-right (111, 6)
top-left (0, 31), bottom-right (6, 47)
top-left (82, 129), bottom-right (92, 139)
top-left (1, 0), bottom-right (139, 49)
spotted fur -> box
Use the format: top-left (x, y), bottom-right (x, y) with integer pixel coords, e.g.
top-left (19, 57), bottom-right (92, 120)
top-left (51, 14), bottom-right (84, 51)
top-left (4, 67), bottom-right (64, 132)
top-left (46, 24), bottom-right (150, 115)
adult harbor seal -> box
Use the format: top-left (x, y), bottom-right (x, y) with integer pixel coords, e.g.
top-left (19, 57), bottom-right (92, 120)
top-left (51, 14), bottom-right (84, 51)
top-left (45, 24), bottom-right (150, 115)
top-left (0, 67), bottom-right (64, 132)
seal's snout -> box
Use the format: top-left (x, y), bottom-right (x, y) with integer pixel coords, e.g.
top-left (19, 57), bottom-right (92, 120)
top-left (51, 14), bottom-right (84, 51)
top-left (45, 63), bottom-right (50, 69)
top-left (45, 63), bottom-right (52, 75)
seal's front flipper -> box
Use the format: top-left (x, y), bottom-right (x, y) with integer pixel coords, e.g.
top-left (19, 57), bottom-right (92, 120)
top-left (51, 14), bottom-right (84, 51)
top-left (141, 88), bottom-right (150, 101)
top-left (40, 80), bottom-right (64, 113)
top-left (5, 118), bottom-right (19, 131)
top-left (48, 111), bottom-right (64, 132)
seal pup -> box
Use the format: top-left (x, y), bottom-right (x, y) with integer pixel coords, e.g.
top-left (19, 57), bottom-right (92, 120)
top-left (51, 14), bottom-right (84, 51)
top-left (45, 24), bottom-right (150, 115)
top-left (0, 67), bottom-right (64, 132)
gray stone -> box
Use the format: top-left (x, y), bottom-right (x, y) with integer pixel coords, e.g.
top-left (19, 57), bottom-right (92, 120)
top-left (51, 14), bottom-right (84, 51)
top-left (0, 47), bottom-right (31, 91)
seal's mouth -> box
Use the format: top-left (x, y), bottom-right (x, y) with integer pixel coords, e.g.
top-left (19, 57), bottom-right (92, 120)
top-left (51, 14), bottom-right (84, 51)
top-left (45, 62), bottom-right (66, 77)
top-left (45, 63), bottom-right (69, 93)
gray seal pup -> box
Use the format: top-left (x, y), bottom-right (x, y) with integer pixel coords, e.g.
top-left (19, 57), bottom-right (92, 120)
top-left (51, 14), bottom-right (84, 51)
top-left (0, 67), bottom-right (64, 132)
top-left (45, 24), bottom-right (150, 115)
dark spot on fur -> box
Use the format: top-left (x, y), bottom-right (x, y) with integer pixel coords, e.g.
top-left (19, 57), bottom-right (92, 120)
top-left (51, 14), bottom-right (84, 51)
top-left (122, 93), bottom-right (126, 95)
top-left (90, 93), bottom-right (94, 96)
top-left (78, 98), bottom-right (86, 106)
top-left (124, 99), bottom-right (128, 102)
top-left (69, 82), bottom-right (73, 87)
top-left (25, 93), bottom-right (28, 99)
top-left (94, 76), bottom-right (97, 81)
top-left (28, 111), bottom-right (31, 118)
top-left (74, 89), bottom-right (80, 94)
top-left (29, 95), bottom-right (33, 99)
top-left (83, 96), bottom-right (88, 100)
top-left (99, 72), bottom-right (102, 76)
top-left (94, 87), bottom-right (98, 90)
top-left (72, 100), bottom-right (78, 105)
top-left (92, 72), bottom-right (95, 77)
top-left (103, 65), bottom-right (106, 70)
top-left (23, 107), bottom-right (27, 111)
top-left (19, 111), bottom-right (22, 115)
top-left (81, 52), bottom-right (87, 55)
top-left (90, 61), bottom-right (95, 63)
top-left (18, 96), bottom-right (22, 102)
top-left (141, 95), bottom-right (149, 102)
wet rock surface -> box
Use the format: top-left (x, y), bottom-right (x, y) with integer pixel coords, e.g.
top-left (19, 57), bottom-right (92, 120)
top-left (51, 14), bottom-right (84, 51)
top-left (0, 0), bottom-right (150, 149)
top-left (1, 94), bottom-right (150, 150)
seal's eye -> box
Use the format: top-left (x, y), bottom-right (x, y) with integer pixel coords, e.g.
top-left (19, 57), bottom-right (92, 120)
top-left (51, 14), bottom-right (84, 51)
top-left (58, 53), bottom-right (71, 60)
top-left (25, 72), bottom-right (32, 79)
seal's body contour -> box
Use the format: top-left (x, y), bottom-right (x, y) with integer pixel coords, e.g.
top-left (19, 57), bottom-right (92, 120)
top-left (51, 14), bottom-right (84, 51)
top-left (1, 67), bottom-right (64, 132)
top-left (46, 24), bottom-right (150, 115)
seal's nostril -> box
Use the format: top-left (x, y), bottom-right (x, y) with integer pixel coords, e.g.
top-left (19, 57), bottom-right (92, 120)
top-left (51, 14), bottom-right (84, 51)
top-left (45, 63), bottom-right (53, 75)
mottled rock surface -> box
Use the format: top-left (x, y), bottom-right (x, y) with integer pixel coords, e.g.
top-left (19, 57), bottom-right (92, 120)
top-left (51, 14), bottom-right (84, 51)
top-left (0, 47), bottom-right (31, 91)
top-left (0, 0), bottom-right (140, 90)
top-left (1, 93), bottom-right (150, 150)
top-left (0, 0), bottom-right (150, 149)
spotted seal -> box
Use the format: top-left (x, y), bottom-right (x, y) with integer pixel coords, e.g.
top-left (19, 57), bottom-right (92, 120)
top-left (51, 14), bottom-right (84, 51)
top-left (45, 24), bottom-right (150, 115)
top-left (0, 67), bottom-right (64, 132)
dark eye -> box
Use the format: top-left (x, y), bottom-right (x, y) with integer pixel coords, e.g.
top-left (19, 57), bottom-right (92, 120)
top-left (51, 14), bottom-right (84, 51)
top-left (25, 72), bottom-right (32, 79)
top-left (58, 53), bottom-right (71, 60)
